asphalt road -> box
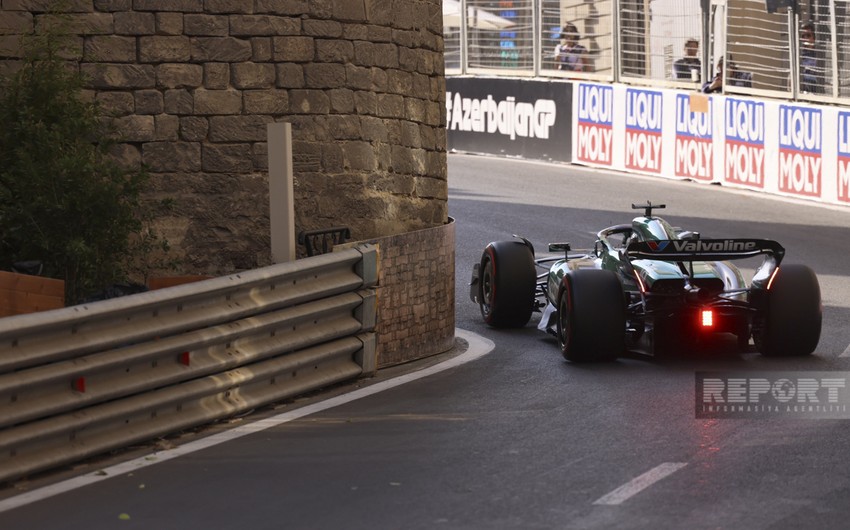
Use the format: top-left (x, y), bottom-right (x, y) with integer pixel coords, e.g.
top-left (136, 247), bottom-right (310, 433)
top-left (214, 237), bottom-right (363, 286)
top-left (2, 154), bottom-right (850, 529)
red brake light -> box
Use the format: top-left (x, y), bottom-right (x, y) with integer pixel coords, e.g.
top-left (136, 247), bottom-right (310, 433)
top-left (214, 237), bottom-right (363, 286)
top-left (700, 309), bottom-right (714, 328)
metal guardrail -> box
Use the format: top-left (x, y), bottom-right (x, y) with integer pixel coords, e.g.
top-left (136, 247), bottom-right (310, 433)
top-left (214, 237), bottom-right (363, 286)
top-left (0, 244), bottom-right (379, 483)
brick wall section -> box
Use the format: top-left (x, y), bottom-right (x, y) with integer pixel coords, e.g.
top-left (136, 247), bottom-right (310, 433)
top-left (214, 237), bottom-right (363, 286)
top-left (344, 218), bottom-right (455, 367)
top-left (0, 0), bottom-right (448, 276)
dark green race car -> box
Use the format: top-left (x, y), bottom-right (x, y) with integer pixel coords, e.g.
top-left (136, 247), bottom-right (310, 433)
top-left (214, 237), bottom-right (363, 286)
top-left (469, 202), bottom-right (822, 361)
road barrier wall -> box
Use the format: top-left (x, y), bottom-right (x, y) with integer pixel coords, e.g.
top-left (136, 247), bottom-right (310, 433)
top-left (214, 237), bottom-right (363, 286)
top-left (447, 76), bottom-right (850, 208)
top-left (0, 245), bottom-right (378, 483)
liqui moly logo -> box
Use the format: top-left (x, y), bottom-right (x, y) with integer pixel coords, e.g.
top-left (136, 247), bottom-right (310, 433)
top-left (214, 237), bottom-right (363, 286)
top-left (675, 95), bottom-right (713, 181)
top-left (724, 99), bottom-right (765, 189)
top-left (778, 105), bottom-right (822, 198)
top-left (625, 89), bottom-right (663, 173)
top-left (576, 83), bottom-right (613, 165)
top-left (838, 111), bottom-right (850, 203)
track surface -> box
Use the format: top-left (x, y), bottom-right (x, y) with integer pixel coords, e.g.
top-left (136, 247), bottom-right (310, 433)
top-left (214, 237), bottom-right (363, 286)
top-left (2, 155), bottom-right (850, 529)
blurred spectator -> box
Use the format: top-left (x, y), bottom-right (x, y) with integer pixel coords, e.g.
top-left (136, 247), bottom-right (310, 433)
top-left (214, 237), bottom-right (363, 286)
top-left (553, 23), bottom-right (588, 72)
top-left (673, 38), bottom-right (701, 81)
top-left (799, 22), bottom-right (824, 94)
top-left (702, 57), bottom-right (752, 93)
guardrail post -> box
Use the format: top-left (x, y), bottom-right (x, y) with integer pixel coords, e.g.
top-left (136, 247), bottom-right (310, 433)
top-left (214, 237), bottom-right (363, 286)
top-left (268, 122), bottom-right (295, 263)
top-left (355, 333), bottom-right (377, 375)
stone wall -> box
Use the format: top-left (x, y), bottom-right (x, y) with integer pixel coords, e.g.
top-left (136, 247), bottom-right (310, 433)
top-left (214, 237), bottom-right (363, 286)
top-left (342, 217), bottom-right (455, 367)
top-left (0, 0), bottom-right (448, 276)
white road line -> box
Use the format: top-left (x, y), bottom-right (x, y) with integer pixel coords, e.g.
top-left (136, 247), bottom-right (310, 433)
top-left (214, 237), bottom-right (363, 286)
top-left (840, 343), bottom-right (850, 357)
top-left (593, 462), bottom-right (688, 506)
top-left (0, 328), bottom-right (494, 514)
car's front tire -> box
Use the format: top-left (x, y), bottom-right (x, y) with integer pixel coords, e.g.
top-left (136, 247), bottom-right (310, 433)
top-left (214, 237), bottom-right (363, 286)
top-left (478, 240), bottom-right (536, 328)
top-left (754, 264), bottom-right (821, 357)
top-left (557, 269), bottom-right (625, 362)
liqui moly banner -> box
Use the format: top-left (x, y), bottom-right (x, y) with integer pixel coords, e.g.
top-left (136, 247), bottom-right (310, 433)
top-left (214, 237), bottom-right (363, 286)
top-left (724, 98), bottom-right (765, 189)
top-left (674, 95), bottom-right (712, 181)
top-left (836, 111), bottom-right (850, 203)
top-left (778, 105), bottom-right (822, 198)
top-left (575, 83), bottom-right (613, 165)
top-left (625, 88), bottom-right (663, 173)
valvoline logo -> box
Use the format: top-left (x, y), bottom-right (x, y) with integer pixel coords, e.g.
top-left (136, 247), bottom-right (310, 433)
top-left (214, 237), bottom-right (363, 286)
top-left (724, 98), bottom-right (765, 189)
top-left (576, 83), bottom-right (613, 166)
top-left (778, 105), bottom-right (822, 198)
top-left (837, 111), bottom-right (850, 203)
top-left (625, 88), bottom-right (663, 173)
top-left (646, 241), bottom-right (669, 252)
top-left (675, 94), bottom-right (712, 181)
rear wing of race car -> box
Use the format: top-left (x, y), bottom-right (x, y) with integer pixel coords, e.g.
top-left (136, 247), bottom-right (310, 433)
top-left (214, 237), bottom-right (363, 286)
top-left (626, 238), bottom-right (785, 265)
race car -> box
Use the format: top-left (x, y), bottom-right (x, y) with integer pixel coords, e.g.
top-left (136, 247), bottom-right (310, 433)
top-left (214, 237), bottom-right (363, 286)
top-left (469, 202), bottom-right (822, 361)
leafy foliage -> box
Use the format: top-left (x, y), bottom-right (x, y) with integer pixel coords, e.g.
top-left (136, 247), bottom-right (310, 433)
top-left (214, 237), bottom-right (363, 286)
top-left (0, 21), bottom-right (167, 304)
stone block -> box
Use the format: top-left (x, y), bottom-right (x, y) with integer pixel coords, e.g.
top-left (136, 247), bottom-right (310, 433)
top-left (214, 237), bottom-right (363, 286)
top-left (205, 0), bottom-right (253, 14)
top-left (404, 97), bottom-right (426, 123)
top-left (134, 89), bottom-right (164, 114)
top-left (272, 36), bottom-right (314, 62)
top-left (376, 93), bottom-right (404, 119)
top-left (208, 115), bottom-right (273, 141)
top-left (155, 113), bottom-right (180, 140)
top-left (156, 63), bottom-right (203, 88)
top-left (328, 88), bottom-right (354, 113)
top-left (94, 0), bottom-right (132, 12)
top-left (183, 14), bottom-right (229, 36)
top-left (204, 63), bottom-right (229, 89)
top-left (360, 116), bottom-right (388, 142)
top-left (0, 12), bottom-right (32, 34)
top-left (155, 12), bottom-right (183, 35)
top-left (191, 37), bottom-right (252, 62)
top-left (139, 36), bottom-right (191, 63)
top-left (194, 89), bottom-right (242, 115)
top-left (164, 88), bottom-right (193, 114)
top-left (107, 142), bottom-right (141, 170)
top-left (230, 15), bottom-right (300, 36)
top-left (114, 11), bottom-right (154, 35)
top-left (251, 37), bottom-right (272, 61)
top-left (315, 39), bottom-right (354, 63)
top-left (387, 69), bottom-right (413, 95)
top-left (179, 116), bottom-right (209, 141)
top-left (36, 13), bottom-right (113, 35)
top-left (342, 141), bottom-right (377, 171)
top-left (244, 89), bottom-right (289, 114)
top-left (231, 62), bottom-right (276, 89)
top-left (96, 91), bottom-right (134, 116)
top-left (302, 19), bottom-right (342, 38)
top-left (333, 0), bottom-right (367, 21)
top-left (83, 35), bottom-right (136, 62)
top-left (112, 115), bottom-right (155, 142)
top-left (81, 63), bottom-right (156, 89)
top-left (290, 90), bottom-right (330, 114)
top-left (142, 142), bottom-right (201, 172)
top-left (275, 63), bottom-right (304, 88)
top-left (134, 0), bottom-right (203, 12)
top-left (202, 143), bottom-right (253, 172)
top-left (303, 62), bottom-right (345, 88)
top-left (354, 91), bottom-right (377, 115)
top-left (255, 0), bottom-right (308, 15)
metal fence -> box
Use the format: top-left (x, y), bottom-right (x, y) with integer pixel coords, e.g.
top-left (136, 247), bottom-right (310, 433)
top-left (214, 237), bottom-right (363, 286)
top-left (0, 245), bottom-right (378, 483)
top-left (445, 0), bottom-right (850, 104)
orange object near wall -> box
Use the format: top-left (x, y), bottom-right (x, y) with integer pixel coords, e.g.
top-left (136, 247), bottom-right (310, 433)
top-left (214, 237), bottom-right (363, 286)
top-left (0, 271), bottom-right (65, 317)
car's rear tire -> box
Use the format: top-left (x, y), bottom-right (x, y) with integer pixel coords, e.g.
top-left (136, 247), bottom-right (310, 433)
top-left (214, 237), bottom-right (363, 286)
top-left (478, 240), bottom-right (536, 328)
top-left (755, 264), bottom-right (821, 357)
top-left (557, 269), bottom-right (625, 362)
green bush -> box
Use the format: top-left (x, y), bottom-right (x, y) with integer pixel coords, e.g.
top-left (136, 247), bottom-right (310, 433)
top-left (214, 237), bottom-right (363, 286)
top-left (0, 22), bottom-right (166, 304)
